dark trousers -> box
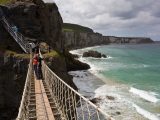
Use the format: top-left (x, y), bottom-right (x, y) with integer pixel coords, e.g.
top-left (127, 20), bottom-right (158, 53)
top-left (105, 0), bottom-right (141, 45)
top-left (37, 66), bottom-right (43, 79)
top-left (33, 65), bottom-right (38, 79)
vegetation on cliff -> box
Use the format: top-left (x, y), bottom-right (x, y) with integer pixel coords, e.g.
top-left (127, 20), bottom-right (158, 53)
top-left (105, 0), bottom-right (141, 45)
top-left (4, 50), bottom-right (30, 59)
top-left (43, 50), bottom-right (63, 58)
top-left (63, 23), bottom-right (93, 33)
top-left (0, 0), bottom-right (13, 4)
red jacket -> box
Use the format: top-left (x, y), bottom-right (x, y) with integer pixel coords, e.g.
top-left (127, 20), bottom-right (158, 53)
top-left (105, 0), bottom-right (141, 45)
top-left (33, 56), bottom-right (38, 65)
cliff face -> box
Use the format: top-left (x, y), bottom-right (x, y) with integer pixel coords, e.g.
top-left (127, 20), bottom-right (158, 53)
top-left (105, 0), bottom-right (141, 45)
top-left (63, 31), bottom-right (154, 50)
top-left (106, 36), bottom-right (154, 44)
top-left (63, 32), bottom-right (106, 49)
top-left (0, 53), bottom-right (29, 119)
top-left (0, 0), bottom-right (76, 119)
top-left (2, 0), bottom-right (63, 51)
top-left (0, 22), bottom-right (23, 52)
top-left (0, 7), bottom-right (29, 119)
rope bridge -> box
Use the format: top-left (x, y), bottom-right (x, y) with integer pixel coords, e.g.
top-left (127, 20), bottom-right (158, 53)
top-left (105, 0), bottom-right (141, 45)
top-left (1, 16), bottom-right (30, 53)
top-left (0, 9), bottom-right (114, 120)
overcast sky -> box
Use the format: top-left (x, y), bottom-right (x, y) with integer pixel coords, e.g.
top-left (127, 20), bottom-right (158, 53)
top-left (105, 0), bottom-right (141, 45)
top-left (54, 0), bottom-right (160, 41)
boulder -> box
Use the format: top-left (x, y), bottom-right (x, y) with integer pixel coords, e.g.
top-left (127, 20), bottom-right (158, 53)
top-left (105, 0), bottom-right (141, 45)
top-left (101, 54), bottom-right (106, 58)
top-left (106, 96), bottom-right (115, 100)
top-left (83, 50), bottom-right (106, 58)
top-left (116, 111), bottom-right (121, 115)
top-left (90, 97), bottom-right (102, 104)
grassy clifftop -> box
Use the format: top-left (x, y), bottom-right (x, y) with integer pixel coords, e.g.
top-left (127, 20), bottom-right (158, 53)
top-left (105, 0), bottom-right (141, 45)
top-left (0, 0), bottom-right (12, 4)
top-left (63, 23), bottom-right (94, 33)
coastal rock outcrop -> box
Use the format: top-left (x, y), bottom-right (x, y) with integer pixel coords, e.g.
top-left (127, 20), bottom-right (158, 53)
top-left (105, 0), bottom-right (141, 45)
top-left (90, 97), bottom-right (102, 104)
top-left (64, 51), bottom-right (90, 71)
top-left (83, 50), bottom-right (106, 58)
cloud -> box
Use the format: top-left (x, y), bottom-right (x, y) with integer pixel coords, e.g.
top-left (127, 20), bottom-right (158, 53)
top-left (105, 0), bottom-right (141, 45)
top-left (55, 0), bottom-right (160, 40)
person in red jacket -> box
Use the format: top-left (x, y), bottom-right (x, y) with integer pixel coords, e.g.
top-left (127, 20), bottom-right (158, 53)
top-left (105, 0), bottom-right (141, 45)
top-left (33, 54), bottom-right (38, 79)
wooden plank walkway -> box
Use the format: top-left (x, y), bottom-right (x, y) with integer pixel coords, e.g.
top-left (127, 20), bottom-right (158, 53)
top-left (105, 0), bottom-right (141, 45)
top-left (34, 77), bottom-right (55, 120)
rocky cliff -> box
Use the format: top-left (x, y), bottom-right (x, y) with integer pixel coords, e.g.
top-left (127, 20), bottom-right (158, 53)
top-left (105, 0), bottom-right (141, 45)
top-left (63, 30), bottom-right (154, 50)
top-left (0, 52), bottom-right (29, 119)
top-left (106, 36), bottom-right (154, 44)
top-left (0, 19), bottom-right (30, 120)
top-left (0, 0), bottom-right (77, 119)
top-left (63, 31), bottom-right (105, 49)
top-left (1, 0), bottom-right (63, 51)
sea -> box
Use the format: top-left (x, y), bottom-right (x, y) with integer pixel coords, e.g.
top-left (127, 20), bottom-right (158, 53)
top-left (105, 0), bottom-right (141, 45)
top-left (69, 43), bottom-right (160, 120)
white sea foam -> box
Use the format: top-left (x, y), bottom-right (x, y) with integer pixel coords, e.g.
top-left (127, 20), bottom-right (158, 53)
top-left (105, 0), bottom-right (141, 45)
top-left (84, 55), bottom-right (112, 60)
top-left (132, 103), bottom-right (160, 120)
top-left (70, 46), bottom-right (160, 120)
top-left (107, 56), bottom-right (113, 59)
top-left (129, 87), bottom-right (159, 103)
top-left (70, 46), bottom-right (101, 54)
top-left (80, 46), bottom-right (101, 50)
top-left (69, 50), bottom-right (83, 56)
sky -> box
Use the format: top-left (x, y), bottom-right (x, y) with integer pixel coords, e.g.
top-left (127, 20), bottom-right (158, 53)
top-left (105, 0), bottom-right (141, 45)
top-left (54, 0), bottom-right (160, 41)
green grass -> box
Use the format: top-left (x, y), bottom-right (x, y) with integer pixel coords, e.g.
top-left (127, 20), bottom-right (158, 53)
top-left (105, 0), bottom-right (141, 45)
top-left (63, 28), bottom-right (74, 32)
top-left (0, 0), bottom-right (13, 5)
top-left (14, 54), bottom-right (30, 59)
top-left (63, 23), bottom-right (94, 33)
top-left (4, 50), bottom-right (30, 59)
top-left (43, 50), bottom-right (61, 58)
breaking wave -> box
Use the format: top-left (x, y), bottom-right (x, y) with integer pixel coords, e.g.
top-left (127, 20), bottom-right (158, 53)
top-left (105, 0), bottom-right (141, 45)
top-left (129, 87), bottom-right (159, 103)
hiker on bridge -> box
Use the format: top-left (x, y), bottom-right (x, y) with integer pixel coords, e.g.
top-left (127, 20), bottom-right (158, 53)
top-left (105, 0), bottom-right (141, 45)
top-left (33, 54), bottom-right (39, 79)
top-left (12, 26), bottom-right (18, 33)
top-left (37, 54), bottom-right (43, 79)
top-left (12, 25), bottom-right (18, 39)
top-left (34, 41), bottom-right (39, 54)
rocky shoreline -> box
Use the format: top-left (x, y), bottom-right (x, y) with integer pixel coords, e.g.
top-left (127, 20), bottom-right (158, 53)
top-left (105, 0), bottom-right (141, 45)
top-left (68, 50), bottom-right (147, 120)
top-left (68, 69), bottom-right (126, 119)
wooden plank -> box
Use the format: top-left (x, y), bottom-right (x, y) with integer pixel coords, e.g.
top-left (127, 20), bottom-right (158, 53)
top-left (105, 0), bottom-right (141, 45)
top-left (35, 78), bottom-right (55, 120)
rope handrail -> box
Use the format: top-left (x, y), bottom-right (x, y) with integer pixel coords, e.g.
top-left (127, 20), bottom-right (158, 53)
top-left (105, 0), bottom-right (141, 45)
top-left (42, 61), bottom-right (114, 120)
top-left (17, 55), bottom-right (33, 120)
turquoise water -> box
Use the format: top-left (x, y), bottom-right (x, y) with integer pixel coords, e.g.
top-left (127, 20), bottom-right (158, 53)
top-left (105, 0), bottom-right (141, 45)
top-left (71, 43), bottom-right (160, 119)
top-left (89, 44), bottom-right (160, 98)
